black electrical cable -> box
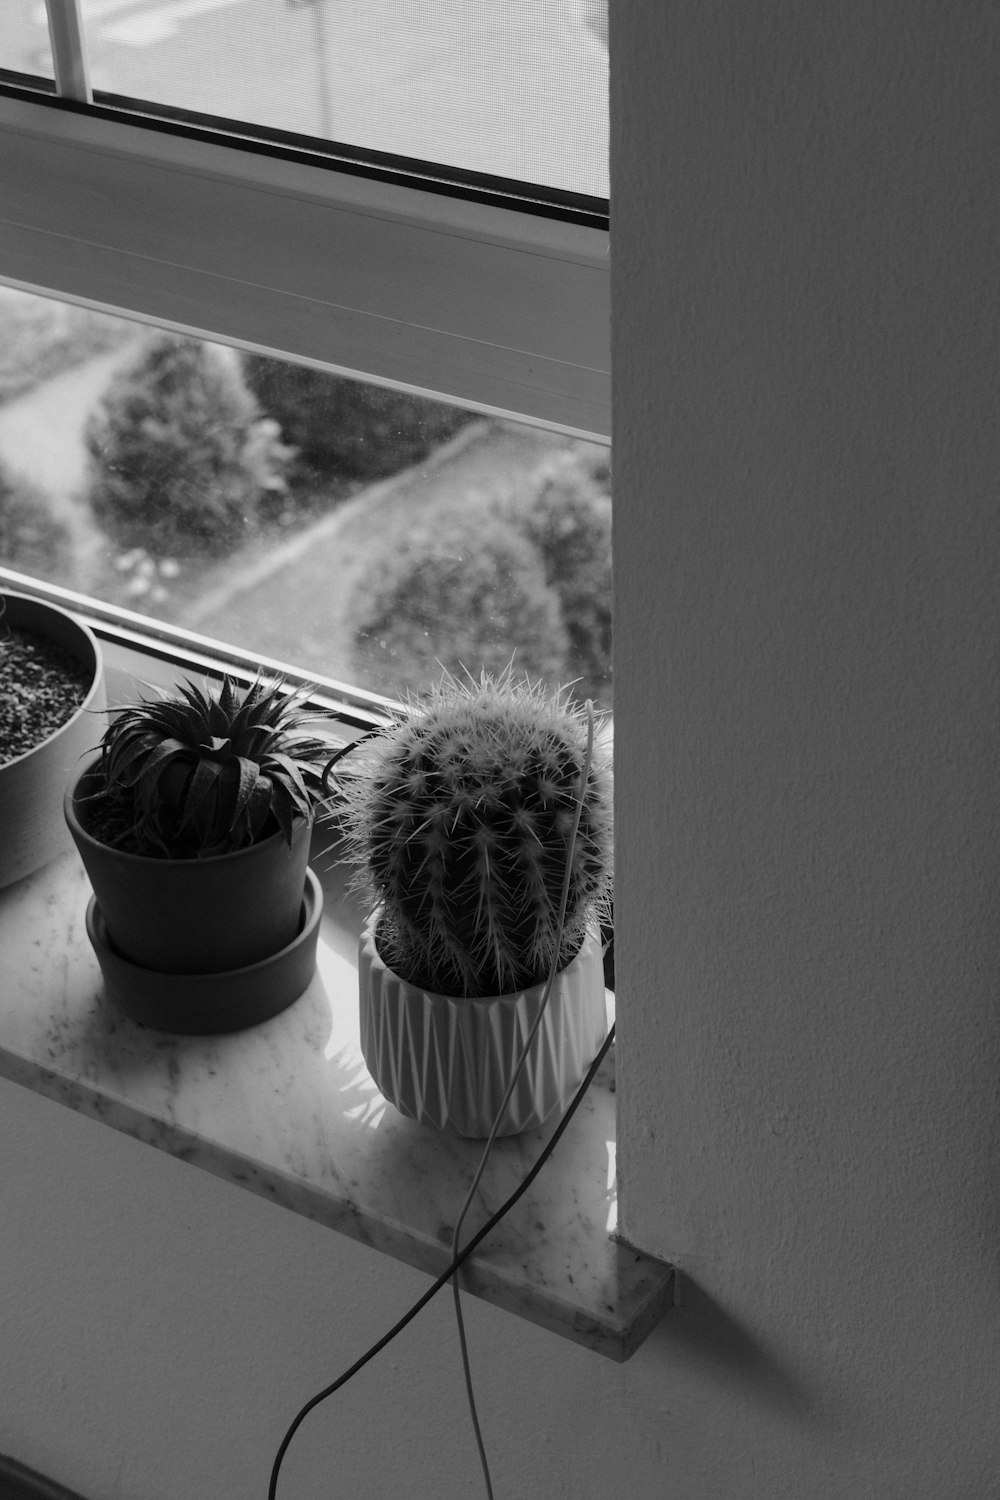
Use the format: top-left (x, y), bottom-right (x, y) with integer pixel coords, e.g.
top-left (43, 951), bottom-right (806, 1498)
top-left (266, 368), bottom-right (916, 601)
top-left (266, 1019), bottom-right (615, 1500)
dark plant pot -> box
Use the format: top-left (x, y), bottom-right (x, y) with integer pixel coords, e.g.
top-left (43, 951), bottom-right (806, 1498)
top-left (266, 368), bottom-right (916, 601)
top-left (85, 867), bottom-right (323, 1034)
top-left (65, 757), bottom-right (313, 975)
top-left (0, 593), bottom-right (106, 889)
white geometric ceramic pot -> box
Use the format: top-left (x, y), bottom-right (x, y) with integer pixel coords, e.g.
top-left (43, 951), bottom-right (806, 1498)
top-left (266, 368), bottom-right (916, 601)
top-left (358, 919), bottom-right (608, 1137)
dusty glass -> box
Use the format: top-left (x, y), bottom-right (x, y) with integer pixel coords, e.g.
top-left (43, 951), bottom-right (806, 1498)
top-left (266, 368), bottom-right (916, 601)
top-left (0, 286), bottom-right (612, 708)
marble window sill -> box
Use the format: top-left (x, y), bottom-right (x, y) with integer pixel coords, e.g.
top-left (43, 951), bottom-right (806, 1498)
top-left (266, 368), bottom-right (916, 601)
top-left (0, 829), bottom-right (673, 1363)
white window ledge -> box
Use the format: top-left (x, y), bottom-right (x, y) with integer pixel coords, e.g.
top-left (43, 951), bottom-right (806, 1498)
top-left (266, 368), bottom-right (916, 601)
top-left (0, 671), bottom-right (673, 1362)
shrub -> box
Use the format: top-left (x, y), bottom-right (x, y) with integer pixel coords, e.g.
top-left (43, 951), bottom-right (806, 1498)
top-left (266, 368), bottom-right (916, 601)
top-left (243, 355), bottom-right (478, 488)
top-left (0, 460), bottom-right (71, 581)
top-left (502, 451), bottom-right (613, 707)
top-left (85, 335), bottom-right (291, 558)
top-left (349, 507), bottom-right (567, 698)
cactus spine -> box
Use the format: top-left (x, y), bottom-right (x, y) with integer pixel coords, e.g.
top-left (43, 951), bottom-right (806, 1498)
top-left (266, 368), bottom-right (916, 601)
top-left (340, 670), bottom-right (612, 998)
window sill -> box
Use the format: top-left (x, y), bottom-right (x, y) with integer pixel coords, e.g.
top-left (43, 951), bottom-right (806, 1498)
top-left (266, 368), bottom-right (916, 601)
top-left (0, 826), bottom-right (673, 1362)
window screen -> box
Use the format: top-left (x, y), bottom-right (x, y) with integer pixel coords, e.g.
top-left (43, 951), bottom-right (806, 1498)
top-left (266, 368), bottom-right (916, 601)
top-left (2, 1), bottom-right (53, 81)
top-left (6, 1), bottom-right (608, 201)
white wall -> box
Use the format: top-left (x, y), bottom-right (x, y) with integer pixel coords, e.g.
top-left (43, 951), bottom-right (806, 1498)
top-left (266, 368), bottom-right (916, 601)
top-left (615, 1), bottom-right (1000, 1494)
top-left (2, 4), bottom-right (999, 1498)
top-left (0, 1079), bottom-right (667, 1500)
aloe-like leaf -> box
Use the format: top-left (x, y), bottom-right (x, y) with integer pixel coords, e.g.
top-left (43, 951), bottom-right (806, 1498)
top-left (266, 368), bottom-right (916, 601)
top-left (223, 756), bottom-right (263, 830)
top-left (218, 676), bottom-right (242, 723)
top-left (177, 756), bottom-right (222, 829)
top-left (269, 782), bottom-right (297, 846)
top-left (245, 675), bottom-right (278, 714)
top-left (205, 699), bottom-right (230, 741)
top-left (176, 678), bottom-right (211, 720)
top-left (226, 682), bottom-right (259, 736)
top-left (280, 765), bottom-right (315, 809)
top-left (246, 778), bottom-right (274, 842)
top-left (104, 730), bottom-right (160, 786)
top-left (133, 738), bottom-right (193, 797)
top-left (267, 752), bottom-right (309, 797)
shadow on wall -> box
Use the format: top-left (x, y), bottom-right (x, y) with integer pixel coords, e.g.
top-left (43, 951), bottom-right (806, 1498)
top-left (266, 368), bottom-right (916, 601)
top-left (0, 1453), bottom-right (89, 1500)
top-left (653, 1276), bottom-right (847, 1432)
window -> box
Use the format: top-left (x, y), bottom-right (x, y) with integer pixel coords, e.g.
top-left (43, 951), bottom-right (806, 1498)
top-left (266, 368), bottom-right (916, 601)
top-left (1, 3), bottom-right (610, 700)
top-left (7, 0), bottom-right (608, 202)
top-left (0, 285), bottom-right (612, 710)
top-left (1, 2), bottom-right (54, 83)
top-left (0, 7), bottom-right (639, 1348)
top-left (0, 94), bottom-right (608, 430)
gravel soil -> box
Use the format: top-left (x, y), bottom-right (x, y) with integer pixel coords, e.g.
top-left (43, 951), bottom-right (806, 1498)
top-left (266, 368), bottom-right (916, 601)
top-left (0, 625), bottom-right (91, 764)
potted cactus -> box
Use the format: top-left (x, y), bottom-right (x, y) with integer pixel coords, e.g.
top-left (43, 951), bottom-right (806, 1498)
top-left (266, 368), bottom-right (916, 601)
top-left (64, 674), bottom-right (335, 1033)
top-left (332, 669), bottom-right (613, 1136)
top-left (0, 590), bottom-right (106, 889)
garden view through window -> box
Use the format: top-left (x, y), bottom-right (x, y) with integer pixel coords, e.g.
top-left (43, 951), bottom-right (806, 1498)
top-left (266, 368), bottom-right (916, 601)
top-left (0, 285), bottom-right (612, 711)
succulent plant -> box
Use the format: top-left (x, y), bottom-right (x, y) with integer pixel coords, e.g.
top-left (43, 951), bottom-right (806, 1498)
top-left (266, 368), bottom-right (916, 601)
top-left (335, 669), bottom-right (613, 998)
top-left (86, 674), bottom-right (335, 859)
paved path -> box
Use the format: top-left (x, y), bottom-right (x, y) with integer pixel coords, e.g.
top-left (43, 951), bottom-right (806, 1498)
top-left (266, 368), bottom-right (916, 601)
top-left (0, 344), bottom-right (135, 505)
top-left (0, 338), bottom-right (143, 585)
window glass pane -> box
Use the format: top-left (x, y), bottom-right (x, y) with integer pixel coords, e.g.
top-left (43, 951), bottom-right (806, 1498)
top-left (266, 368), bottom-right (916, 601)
top-left (74, 0), bottom-right (608, 199)
top-left (0, 286), bottom-right (612, 709)
top-left (1, 0), bottom-right (54, 80)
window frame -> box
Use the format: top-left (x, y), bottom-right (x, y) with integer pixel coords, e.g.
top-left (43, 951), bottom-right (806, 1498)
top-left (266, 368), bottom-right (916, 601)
top-left (0, 88), bottom-right (610, 441)
top-left (0, 74), bottom-right (635, 1316)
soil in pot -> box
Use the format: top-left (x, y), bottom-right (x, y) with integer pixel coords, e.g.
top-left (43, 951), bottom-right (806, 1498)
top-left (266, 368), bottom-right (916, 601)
top-left (0, 594), bottom-right (106, 890)
top-left (0, 625), bottom-right (93, 764)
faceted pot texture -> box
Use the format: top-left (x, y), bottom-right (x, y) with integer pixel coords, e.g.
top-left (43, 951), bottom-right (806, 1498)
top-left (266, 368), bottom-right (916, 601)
top-left (358, 918), bottom-right (608, 1137)
top-left (0, 593), bottom-right (106, 889)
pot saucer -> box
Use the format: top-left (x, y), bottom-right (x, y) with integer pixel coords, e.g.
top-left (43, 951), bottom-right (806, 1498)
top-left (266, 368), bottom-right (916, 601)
top-left (85, 868), bottom-right (323, 1034)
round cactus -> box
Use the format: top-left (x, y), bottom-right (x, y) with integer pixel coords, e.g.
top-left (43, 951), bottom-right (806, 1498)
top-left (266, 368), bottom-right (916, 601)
top-left (337, 670), bottom-right (613, 998)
